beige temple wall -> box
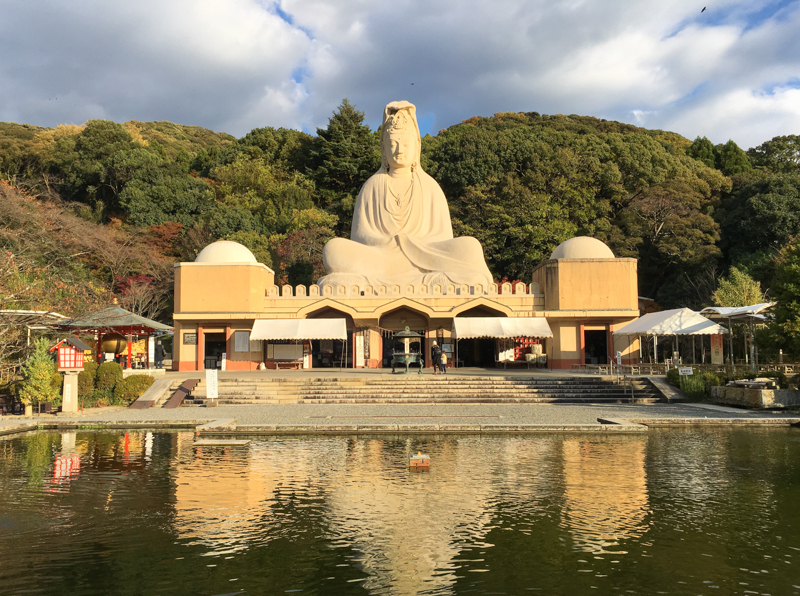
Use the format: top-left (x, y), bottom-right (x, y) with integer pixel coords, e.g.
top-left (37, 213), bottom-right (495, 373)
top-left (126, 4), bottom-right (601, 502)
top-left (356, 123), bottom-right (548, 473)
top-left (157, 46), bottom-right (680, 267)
top-left (532, 258), bottom-right (638, 312)
top-left (175, 262), bottom-right (274, 314)
top-left (172, 258), bottom-right (640, 371)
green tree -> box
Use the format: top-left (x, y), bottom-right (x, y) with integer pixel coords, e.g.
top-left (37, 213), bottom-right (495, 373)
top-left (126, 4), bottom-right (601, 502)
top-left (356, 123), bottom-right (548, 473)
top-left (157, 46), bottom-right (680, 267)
top-left (767, 241), bottom-right (800, 357)
top-left (450, 172), bottom-right (575, 280)
top-left (712, 266), bottom-right (765, 306)
top-left (747, 135), bottom-right (800, 174)
top-left (308, 99), bottom-right (380, 234)
top-left (119, 159), bottom-right (215, 227)
top-left (715, 139), bottom-right (752, 176)
top-left (49, 119), bottom-right (138, 212)
top-left (272, 208), bottom-right (338, 285)
top-left (18, 337), bottom-right (59, 413)
top-left (225, 230), bottom-right (273, 268)
top-left (686, 136), bottom-right (717, 169)
top-left (718, 172), bottom-right (800, 264)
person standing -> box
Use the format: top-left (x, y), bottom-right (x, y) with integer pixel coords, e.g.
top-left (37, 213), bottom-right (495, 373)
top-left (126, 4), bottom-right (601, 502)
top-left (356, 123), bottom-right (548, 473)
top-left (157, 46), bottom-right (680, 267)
top-left (431, 341), bottom-right (442, 375)
top-left (155, 340), bottom-right (165, 369)
top-left (439, 349), bottom-right (447, 374)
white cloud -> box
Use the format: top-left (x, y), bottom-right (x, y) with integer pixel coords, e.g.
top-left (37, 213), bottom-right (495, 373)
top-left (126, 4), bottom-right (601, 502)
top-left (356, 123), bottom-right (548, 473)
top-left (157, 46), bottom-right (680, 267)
top-left (0, 0), bottom-right (797, 146)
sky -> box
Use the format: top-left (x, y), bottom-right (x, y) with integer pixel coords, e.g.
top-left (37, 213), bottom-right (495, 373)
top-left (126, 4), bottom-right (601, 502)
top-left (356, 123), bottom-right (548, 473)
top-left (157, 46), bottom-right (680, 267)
top-left (1, 0), bottom-right (798, 150)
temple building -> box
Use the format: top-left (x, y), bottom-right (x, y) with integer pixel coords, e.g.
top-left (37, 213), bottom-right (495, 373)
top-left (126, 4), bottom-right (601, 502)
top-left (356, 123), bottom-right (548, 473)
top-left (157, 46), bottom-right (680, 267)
top-left (172, 100), bottom-right (640, 372)
top-left (171, 235), bottom-right (640, 371)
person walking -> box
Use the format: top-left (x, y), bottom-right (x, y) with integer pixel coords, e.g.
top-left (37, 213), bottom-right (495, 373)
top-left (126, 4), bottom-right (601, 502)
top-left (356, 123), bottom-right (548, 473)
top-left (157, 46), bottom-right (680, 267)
top-left (155, 340), bottom-right (165, 369)
top-left (431, 341), bottom-right (442, 375)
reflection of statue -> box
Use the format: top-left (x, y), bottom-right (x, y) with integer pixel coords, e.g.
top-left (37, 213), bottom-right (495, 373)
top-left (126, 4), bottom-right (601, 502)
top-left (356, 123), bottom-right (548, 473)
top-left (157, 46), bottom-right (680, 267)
top-left (319, 101), bottom-right (494, 289)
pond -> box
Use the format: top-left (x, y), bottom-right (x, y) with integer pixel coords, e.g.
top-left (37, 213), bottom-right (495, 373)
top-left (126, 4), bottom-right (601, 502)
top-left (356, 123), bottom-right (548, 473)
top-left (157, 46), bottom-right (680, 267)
top-left (2, 429), bottom-right (800, 595)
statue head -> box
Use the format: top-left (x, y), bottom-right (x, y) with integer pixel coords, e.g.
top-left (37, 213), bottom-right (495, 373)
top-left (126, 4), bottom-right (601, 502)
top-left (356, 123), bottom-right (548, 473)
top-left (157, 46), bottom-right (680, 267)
top-left (380, 101), bottom-right (421, 173)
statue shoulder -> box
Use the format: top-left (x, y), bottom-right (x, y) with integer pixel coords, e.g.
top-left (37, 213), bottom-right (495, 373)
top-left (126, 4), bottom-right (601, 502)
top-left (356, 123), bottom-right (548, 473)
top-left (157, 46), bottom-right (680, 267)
top-left (359, 170), bottom-right (386, 196)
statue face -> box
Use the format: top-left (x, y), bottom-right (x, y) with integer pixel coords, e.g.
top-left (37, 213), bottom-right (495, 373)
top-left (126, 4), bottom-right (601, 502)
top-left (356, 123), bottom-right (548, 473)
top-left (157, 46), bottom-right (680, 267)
top-left (385, 130), bottom-right (416, 168)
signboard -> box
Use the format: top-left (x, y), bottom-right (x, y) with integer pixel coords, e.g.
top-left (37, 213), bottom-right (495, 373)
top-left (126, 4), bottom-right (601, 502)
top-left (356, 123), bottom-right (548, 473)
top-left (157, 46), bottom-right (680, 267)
top-left (206, 369), bottom-right (219, 400)
top-left (616, 351), bottom-right (622, 366)
top-left (221, 352), bottom-right (227, 371)
top-left (678, 367), bottom-right (694, 376)
top-left (356, 335), bottom-right (365, 367)
top-left (234, 331), bottom-right (250, 353)
top-left (183, 333), bottom-right (197, 345)
top-left (710, 334), bottom-right (724, 365)
top-left (63, 383), bottom-right (72, 406)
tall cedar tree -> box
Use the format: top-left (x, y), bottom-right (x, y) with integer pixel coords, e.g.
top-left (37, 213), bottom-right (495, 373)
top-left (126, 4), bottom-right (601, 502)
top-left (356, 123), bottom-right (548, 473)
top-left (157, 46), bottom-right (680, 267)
top-left (308, 99), bottom-right (380, 234)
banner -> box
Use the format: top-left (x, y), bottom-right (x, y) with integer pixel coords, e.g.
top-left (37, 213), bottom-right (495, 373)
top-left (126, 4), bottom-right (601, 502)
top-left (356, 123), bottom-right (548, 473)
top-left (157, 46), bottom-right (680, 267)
top-left (710, 334), bottom-right (724, 365)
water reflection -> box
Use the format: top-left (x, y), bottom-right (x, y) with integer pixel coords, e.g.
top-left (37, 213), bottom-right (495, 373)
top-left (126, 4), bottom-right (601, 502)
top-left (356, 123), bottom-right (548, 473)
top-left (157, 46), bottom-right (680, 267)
top-left (560, 436), bottom-right (650, 554)
top-left (4, 429), bottom-right (800, 596)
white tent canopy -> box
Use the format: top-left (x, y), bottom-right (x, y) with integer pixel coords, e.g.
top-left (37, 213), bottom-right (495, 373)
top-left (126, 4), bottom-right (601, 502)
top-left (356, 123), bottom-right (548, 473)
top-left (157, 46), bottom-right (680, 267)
top-left (251, 318), bottom-right (347, 341)
top-left (613, 308), bottom-right (729, 337)
top-left (452, 317), bottom-right (553, 340)
top-left (700, 302), bottom-right (775, 321)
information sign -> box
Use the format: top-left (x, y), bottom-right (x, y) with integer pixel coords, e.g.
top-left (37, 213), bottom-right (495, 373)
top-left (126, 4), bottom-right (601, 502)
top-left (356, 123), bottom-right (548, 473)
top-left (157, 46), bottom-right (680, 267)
top-left (221, 352), bottom-right (227, 371)
top-left (678, 367), bottom-right (694, 376)
top-left (206, 369), bottom-right (219, 400)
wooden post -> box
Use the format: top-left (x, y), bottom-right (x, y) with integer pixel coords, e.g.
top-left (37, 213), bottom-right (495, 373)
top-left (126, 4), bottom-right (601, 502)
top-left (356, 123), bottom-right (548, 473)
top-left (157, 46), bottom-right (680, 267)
top-left (127, 330), bottom-right (133, 369)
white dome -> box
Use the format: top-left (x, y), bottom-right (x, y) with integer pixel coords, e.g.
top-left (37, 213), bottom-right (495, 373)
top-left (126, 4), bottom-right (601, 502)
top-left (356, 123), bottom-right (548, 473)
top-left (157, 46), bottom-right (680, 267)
top-left (195, 240), bottom-right (257, 264)
top-left (551, 236), bottom-right (614, 259)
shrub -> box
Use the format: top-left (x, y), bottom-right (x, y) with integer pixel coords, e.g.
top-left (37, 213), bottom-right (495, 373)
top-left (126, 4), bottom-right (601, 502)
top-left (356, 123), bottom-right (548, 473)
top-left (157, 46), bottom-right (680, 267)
top-left (96, 362), bottom-right (123, 391)
top-left (19, 338), bottom-right (59, 409)
top-left (50, 372), bottom-right (63, 407)
top-left (78, 361), bottom-right (98, 396)
top-left (666, 368), bottom-right (680, 386)
top-left (113, 375), bottom-right (155, 404)
top-left (791, 373), bottom-right (800, 390)
top-left (78, 370), bottom-right (94, 396)
top-left (83, 388), bottom-right (114, 408)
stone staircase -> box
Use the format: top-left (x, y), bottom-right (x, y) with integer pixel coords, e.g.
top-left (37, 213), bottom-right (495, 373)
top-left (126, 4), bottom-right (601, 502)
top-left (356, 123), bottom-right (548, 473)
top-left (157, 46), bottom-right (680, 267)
top-left (179, 375), bottom-right (663, 406)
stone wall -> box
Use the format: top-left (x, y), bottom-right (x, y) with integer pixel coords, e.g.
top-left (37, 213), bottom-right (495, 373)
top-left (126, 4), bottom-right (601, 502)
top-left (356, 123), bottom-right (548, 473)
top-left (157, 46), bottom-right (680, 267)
top-left (710, 386), bottom-right (800, 409)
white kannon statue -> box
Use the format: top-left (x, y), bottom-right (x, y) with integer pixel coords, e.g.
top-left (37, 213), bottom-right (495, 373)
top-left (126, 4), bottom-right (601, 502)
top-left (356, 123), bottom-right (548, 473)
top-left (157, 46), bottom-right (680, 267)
top-left (318, 101), bottom-right (494, 289)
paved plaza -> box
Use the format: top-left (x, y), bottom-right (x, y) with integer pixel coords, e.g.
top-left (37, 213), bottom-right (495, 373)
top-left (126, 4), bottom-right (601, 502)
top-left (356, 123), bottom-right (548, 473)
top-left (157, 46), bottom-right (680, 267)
top-left (2, 368), bottom-right (799, 436)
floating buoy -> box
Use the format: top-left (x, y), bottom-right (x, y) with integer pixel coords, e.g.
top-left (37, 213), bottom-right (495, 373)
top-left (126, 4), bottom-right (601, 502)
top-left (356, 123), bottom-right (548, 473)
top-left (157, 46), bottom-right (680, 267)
top-left (409, 451), bottom-right (430, 469)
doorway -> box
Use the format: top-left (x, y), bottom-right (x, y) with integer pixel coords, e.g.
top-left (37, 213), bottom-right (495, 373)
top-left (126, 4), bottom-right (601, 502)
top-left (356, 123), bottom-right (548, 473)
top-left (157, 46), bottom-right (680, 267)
top-left (204, 333), bottom-right (226, 369)
top-left (583, 329), bottom-right (608, 365)
top-left (459, 338), bottom-right (496, 367)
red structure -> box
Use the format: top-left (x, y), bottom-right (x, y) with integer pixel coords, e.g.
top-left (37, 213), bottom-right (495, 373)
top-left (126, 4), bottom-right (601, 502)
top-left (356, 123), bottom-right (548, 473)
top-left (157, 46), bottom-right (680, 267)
top-left (51, 307), bottom-right (172, 370)
top-left (50, 338), bottom-right (91, 371)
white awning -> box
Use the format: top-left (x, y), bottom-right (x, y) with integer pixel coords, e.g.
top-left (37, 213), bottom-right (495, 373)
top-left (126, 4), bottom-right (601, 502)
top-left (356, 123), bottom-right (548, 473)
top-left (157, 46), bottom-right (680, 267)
top-left (251, 318), bottom-right (348, 341)
top-left (700, 302), bottom-right (775, 321)
top-left (452, 317), bottom-right (552, 340)
top-left (613, 308), bottom-right (729, 336)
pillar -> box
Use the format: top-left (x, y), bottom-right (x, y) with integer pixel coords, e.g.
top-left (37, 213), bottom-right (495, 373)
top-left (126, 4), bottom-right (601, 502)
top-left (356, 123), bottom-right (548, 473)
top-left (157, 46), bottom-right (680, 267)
top-left (62, 371), bottom-right (79, 413)
top-left (197, 326), bottom-right (205, 371)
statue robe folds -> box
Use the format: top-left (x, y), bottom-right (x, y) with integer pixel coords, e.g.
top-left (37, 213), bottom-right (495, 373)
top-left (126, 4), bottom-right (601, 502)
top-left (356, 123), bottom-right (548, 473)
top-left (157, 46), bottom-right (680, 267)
top-left (320, 168), bottom-right (494, 289)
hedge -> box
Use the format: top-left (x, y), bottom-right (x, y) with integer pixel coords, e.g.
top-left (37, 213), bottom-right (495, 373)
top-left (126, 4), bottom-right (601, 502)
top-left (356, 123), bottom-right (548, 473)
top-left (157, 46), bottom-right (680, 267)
top-left (113, 375), bottom-right (155, 404)
top-left (96, 362), bottom-right (123, 391)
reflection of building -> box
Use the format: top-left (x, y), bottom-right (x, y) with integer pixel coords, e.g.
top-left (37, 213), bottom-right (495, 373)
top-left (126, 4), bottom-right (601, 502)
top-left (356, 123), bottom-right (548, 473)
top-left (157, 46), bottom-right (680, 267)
top-left (560, 437), bottom-right (649, 554)
top-left (173, 236), bottom-right (640, 370)
top-left (323, 438), bottom-right (498, 595)
top-left (171, 434), bottom-right (337, 553)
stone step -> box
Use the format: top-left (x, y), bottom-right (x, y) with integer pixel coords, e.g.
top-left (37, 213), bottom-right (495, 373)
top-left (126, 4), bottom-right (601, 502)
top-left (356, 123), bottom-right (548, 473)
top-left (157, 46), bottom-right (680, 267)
top-left (186, 396), bottom-right (660, 406)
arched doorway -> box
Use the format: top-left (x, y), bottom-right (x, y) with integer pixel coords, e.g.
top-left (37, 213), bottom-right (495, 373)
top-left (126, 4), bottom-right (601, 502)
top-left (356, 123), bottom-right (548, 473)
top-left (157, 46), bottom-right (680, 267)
top-left (379, 306), bottom-right (430, 368)
top-left (306, 307), bottom-right (355, 368)
top-left (455, 306), bottom-right (506, 368)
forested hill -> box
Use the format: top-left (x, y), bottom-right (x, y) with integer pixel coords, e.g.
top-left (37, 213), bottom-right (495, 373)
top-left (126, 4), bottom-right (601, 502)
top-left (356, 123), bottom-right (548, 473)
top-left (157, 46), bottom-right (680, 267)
top-left (2, 102), bottom-right (800, 358)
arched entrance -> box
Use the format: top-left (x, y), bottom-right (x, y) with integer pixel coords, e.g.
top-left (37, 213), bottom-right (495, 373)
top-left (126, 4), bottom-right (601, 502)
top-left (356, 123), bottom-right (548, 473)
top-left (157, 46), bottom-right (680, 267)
top-left (379, 306), bottom-right (430, 368)
top-left (306, 307), bottom-right (355, 368)
top-left (455, 306), bottom-right (506, 368)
